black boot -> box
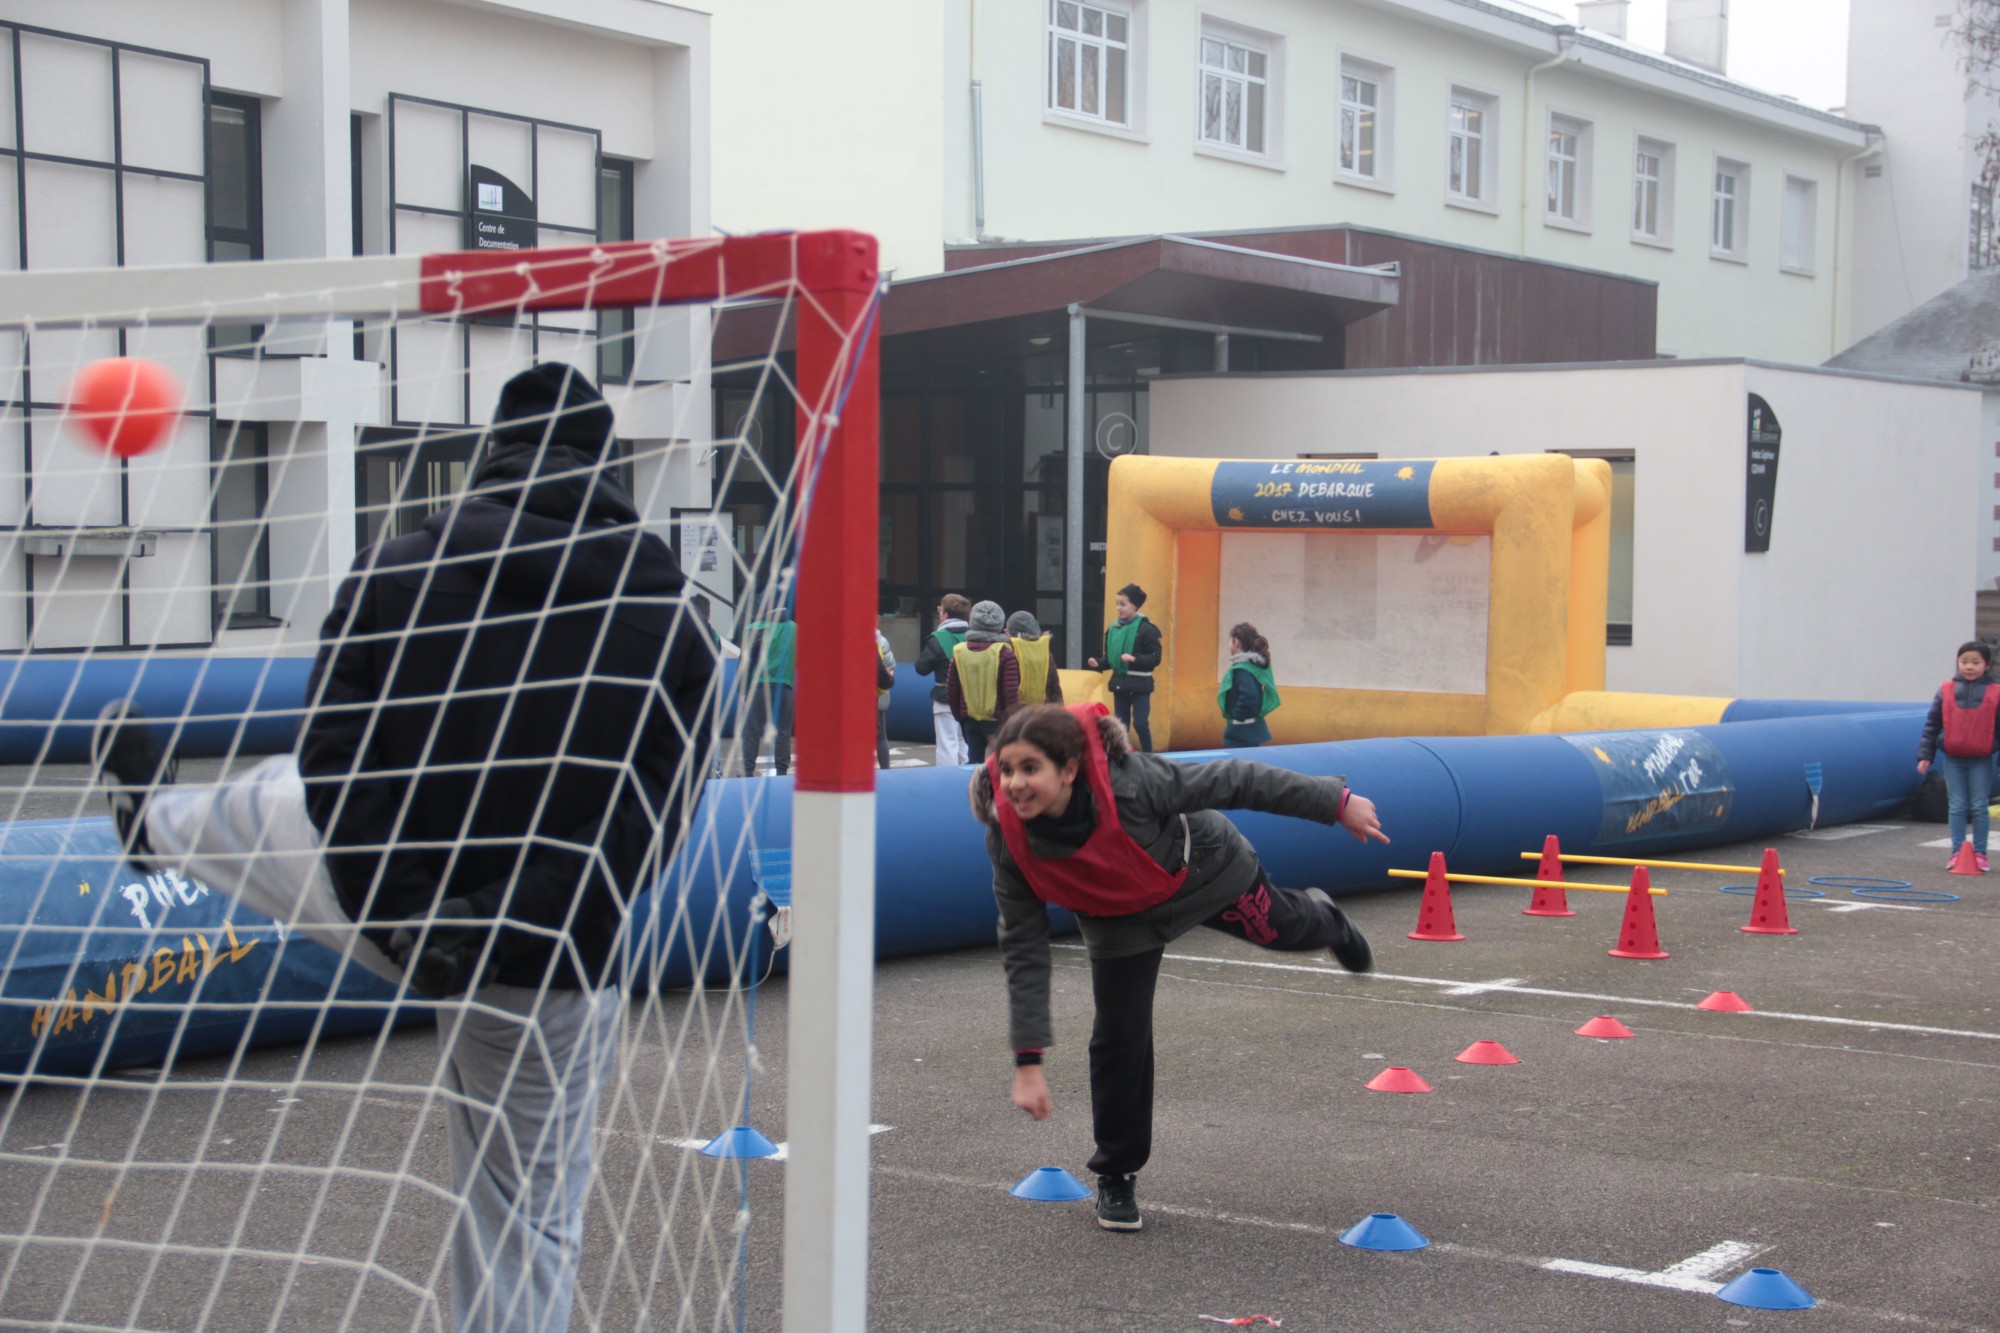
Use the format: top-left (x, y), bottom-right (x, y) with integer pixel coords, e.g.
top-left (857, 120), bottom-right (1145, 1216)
top-left (1095, 1173), bottom-right (1142, 1231)
top-left (1307, 888), bottom-right (1373, 973)
top-left (92, 700), bottom-right (173, 872)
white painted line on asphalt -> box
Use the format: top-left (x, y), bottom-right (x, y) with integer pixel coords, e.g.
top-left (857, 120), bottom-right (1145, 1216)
top-left (657, 1124), bottom-right (893, 1162)
top-left (1809, 899), bottom-right (1925, 913)
top-left (1657, 1239), bottom-right (1767, 1282)
top-left (1442, 977), bottom-right (1524, 996)
top-left (876, 1164), bottom-right (1978, 1329)
top-left (1790, 824), bottom-right (1898, 841)
top-left (1542, 1257), bottom-right (1722, 1293)
top-left (1075, 946), bottom-right (2000, 1042)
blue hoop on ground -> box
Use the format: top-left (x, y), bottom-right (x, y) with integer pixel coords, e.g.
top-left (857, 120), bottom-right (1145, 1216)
top-left (1717, 883), bottom-right (1824, 898)
top-left (1803, 874), bottom-right (1956, 902)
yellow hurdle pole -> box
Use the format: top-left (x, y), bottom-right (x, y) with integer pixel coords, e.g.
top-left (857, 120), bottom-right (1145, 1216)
top-left (1517, 852), bottom-right (1779, 876)
top-left (1388, 869), bottom-right (1666, 895)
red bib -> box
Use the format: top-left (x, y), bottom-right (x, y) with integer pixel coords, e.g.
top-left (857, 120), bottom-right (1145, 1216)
top-left (988, 702), bottom-right (1187, 917)
top-left (1939, 677), bottom-right (2000, 758)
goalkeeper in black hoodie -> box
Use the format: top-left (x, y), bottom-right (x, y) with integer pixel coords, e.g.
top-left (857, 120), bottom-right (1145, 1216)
top-left (93, 363), bottom-right (716, 1333)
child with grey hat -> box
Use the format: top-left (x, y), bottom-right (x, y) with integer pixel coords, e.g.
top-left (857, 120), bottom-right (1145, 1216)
top-left (1006, 610), bottom-right (1062, 706)
top-left (946, 601), bottom-right (1021, 763)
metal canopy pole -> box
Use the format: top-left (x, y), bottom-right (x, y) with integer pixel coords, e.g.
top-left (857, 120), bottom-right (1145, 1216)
top-left (1065, 303), bottom-right (1086, 669)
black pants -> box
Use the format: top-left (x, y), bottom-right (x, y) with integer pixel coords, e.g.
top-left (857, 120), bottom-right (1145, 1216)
top-left (876, 710), bottom-right (891, 769)
top-left (736, 683), bottom-right (793, 776)
top-left (1113, 690), bottom-right (1152, 752)
top-left (1085, 871), bottom-right (1343, 1179)
top-left (961, 717), bottom-right (998, 763)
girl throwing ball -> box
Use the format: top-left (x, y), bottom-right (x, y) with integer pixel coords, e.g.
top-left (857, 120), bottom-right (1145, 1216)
top-left (969, 702), bottom-right (1387, 1231)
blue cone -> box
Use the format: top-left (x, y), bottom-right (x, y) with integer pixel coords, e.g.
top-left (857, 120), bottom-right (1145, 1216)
top-left (1009, 1166), bottom-right (1092, 1201)
top-left (1339, 1212), bottom-right (1429, 1251)
top-left (700, 1126), bottom-right (779, 1159)
top-left (1716, 1267), bottom-right (1815, 1310)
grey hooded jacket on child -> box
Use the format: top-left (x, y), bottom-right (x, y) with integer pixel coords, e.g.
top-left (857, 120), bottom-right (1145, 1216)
top-left (967, 710), bottom-right (1348, 1050)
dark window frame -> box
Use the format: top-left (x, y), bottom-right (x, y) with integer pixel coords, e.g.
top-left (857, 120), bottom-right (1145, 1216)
top-left (211, 421), bottom-right (276, 630)
top-left (384, 92), bottom-right (602, 427)
top-left (598, 155), bottom-right (636, 384)
top-left (0, 23), bottom-right (216, 653)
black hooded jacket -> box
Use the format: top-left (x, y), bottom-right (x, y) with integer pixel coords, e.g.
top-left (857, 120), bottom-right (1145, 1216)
top-left (299, 367), bottom-right (715, 990)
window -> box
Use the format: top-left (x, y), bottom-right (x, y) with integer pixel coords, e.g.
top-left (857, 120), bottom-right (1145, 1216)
top-left (207, 94), bottom-right (263, 264)
top-left (599, 157), bottom-right (635, 382)
top-left (208, 92), bottom-right (264, 352)
top-left (1047, 0), bottom-right (1131, 126)
top-left (212, 422), bottom-right (273, 628)
top-left (1632, 136), bottom-right (1674, 245)
top-left (1197, 23), bottom-right (1272, 158)
top-left (385, 95), bottom-right (602, 426)
top-left (1558, 451), bottom-right (1634, 644)
top-left (1545, 113), bottom-right (1591, 228)
top-left (1712, 157), bottom-right (1749, 260)
top-left (1447, 86), bottom-right (1497, 209)
top-left (1780, 174), bottom-right (1817, 274)
top-left (1337, 56), bottom-right (1391, 186)
top-left (1972, 181), bottom-right (2000, 272)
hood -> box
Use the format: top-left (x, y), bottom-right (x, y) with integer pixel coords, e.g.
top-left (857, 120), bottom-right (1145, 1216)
top-left (968, 709), bottom-right (1130, 826)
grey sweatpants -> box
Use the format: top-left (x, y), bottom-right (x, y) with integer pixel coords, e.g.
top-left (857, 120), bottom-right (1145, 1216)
top-left (145, 755), bottom-right (621, 1333)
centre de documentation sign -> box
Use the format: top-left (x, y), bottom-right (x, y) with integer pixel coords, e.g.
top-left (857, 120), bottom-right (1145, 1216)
top-left (1210, 459), bottom-right (1436, 529)
top-left (1744, 393), bottom-right (1782, 553)
top-left (467, 165), bottom-right (537, 252)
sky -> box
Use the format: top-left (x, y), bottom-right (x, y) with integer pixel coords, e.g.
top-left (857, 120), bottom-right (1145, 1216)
top-left (1553, 0), bottom-right (1853, 112)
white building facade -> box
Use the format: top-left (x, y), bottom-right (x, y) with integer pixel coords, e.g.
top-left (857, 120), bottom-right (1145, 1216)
top-left (0, 0), bottom-right (710, 655)
top-left (707, 0), bottom-right (1874, 364)
top-left (1840, 0), bottom-right (2000, 344)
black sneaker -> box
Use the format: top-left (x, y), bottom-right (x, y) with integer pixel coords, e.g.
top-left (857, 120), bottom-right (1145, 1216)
top-left (92, 700), bottom-right (171, 872)
top-left (1307, 888), bottom-right (1373, 974)
top-left (1095, 1173), bottom-right (1142, 1231)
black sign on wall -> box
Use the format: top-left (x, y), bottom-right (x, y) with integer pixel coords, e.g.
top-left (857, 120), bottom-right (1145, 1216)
top-left (1744, 393), bottom-right (1782, 553)
top-left (467, 165), bottom-right (537, 251)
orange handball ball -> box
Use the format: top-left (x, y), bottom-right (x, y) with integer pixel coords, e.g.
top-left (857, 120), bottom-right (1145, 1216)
top-left (70, 357), bottom-right (182, 458)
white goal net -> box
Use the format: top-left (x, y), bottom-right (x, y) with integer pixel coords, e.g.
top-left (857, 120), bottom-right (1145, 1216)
top-left (0, 233), bottom-right (881, 1333)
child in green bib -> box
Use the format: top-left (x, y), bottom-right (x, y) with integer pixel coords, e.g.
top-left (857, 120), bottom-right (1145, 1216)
top-left (1219, 622), bottom-right (1280, 747)
top-left (1085, 583), bottom-right (1161, 752)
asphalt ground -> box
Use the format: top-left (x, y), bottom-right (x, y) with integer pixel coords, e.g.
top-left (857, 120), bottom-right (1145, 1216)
top-left (1, 756), bottom-right (1995, 1331)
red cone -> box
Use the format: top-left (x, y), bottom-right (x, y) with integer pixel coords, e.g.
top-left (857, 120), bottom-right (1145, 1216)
top-left (1455, 1040), bottom-right (1520, 1065)
top-left (1697, 990), bottom-right (1753, 1012)
top-left (1365, 1065), bottom-right (1434, 1093)
top-left (1407, 851), bottom-right (1465, 942)
top-left (1607, 865), bottom-right (1669, 959)
top-left (1575, 1015), bottom-right (1634, 1038)
top-left (1949, 839), bottom-right (1982, 876)
top-left (1740, 847), bottom-right (1799, 935)
top-left (1523, 833), bottom-right (1575, 917)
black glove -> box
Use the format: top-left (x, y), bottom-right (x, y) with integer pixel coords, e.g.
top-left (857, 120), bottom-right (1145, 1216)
top-left (386, 898), bottom-right (496, 999)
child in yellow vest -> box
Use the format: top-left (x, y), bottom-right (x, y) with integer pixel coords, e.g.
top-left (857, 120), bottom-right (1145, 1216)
top-left (1006, 610), bottom-right (1063, 706)
top-left (946, 601), bottom-right (1021, 763)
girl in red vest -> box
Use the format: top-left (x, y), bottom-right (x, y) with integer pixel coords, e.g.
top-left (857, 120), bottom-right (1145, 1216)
top-left (969, 702), bottom-right (1387, 1231)
top-left (1917, 639), bottom-right (2000, 871)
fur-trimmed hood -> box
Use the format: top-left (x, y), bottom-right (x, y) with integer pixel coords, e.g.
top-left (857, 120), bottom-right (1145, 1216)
top-left (967, 708), bottom-right (1131, 825)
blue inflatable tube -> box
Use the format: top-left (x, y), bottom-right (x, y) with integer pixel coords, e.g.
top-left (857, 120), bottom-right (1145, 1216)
top-left (1, 708), bottom-right (1925, 1077)
top-left (0, 657), bottom-right (318, 764)
top-left (0, 652), bottom-right (1927, 761)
